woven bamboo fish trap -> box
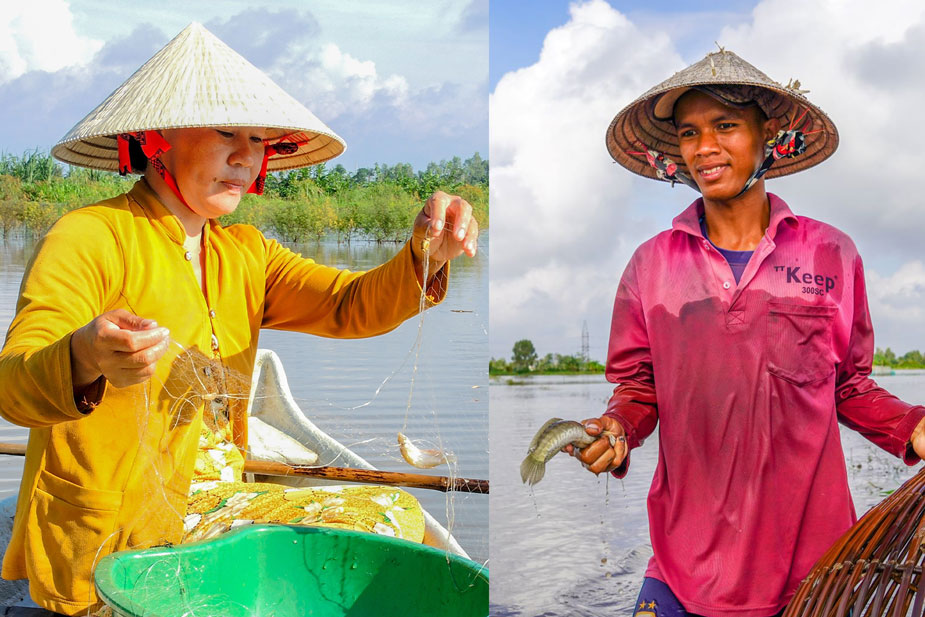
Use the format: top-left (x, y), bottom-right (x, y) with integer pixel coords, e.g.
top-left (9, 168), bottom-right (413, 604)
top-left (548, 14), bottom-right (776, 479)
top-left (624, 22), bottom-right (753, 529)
top-left (784, 467), bottom-right (925, 617)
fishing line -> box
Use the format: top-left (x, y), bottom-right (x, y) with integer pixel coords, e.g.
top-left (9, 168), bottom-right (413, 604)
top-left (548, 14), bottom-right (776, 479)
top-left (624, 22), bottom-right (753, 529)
top-left (397, 223), bottom-right (466, 573)
top-left (90, 225), bottom-right (485, 614)
top-left (600, 473), bottom-right (611, 570)
top-left (398, 225), bottom-right (457, 470)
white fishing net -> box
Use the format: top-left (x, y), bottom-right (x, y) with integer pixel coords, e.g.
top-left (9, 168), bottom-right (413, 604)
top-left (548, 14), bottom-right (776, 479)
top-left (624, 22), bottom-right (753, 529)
top-left (0, 233), bottom-right (489, 616)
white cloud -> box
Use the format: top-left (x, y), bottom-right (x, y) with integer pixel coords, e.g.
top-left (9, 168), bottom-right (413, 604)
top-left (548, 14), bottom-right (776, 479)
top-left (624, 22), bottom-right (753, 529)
top-left (714, 0), bottom-right (925, 247)
top-left (318, 42), bottom-right (409, 112)
top-left (490, 0), bottom-right (925, 358)
top-left (0, 5), bottom-right (486, 170)
top-left (717, 0), bottom-right (925, 353)
top-left (489, 0), bottom-right (684, 356)
top-left (867, 261), bottom-right (925, 352)
top-left (0, 0), bottom-right (102, 83)
top-left (263, 37), bottom-right (485, 149)
top-left (271, 41), bottom-right (408, 121)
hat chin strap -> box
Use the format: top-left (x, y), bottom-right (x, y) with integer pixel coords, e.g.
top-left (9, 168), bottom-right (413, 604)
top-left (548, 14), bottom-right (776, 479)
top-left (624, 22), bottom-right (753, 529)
top-left (247, 139), bottom-right (305, 195)
top-left (732, 128), bottom-right (808, 198)
top-left (118, 131), bottom-right (193, 211)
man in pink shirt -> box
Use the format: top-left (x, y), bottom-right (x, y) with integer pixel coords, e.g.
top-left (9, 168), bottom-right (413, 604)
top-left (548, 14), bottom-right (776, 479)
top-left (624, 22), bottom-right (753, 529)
top-left (572, 50), bottom-right (925, 616)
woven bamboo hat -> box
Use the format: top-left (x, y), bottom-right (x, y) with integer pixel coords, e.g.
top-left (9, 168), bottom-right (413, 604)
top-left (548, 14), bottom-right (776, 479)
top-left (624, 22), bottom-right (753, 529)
top-left (51, 22), bottom-right (345, 172)
top-left (605, 50), bottom-right (838, 182)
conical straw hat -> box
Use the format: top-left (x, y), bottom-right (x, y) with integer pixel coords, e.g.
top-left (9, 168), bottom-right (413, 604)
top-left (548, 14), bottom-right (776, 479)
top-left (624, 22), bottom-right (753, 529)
top-left (52, 23), bottom-right (345, 172)
top-left (605, 50), bottom-right (838, 182)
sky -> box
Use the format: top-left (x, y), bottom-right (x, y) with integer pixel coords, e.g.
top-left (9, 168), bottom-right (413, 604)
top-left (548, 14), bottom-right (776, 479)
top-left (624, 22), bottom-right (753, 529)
top-left (0, 0), bottom-right (488, 172)
top-left (490, 0), bottom-right (925, 361)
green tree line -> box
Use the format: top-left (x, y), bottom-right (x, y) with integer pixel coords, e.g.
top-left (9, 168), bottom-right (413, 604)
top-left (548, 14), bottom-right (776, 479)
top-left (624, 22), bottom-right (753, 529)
top-left (0, 149), bottom-right (488, 242)
top-left (490, 339), bottom-right (605, 375)
top-left (490, 342), bottom-right (925, 375)
top-left (874, 348), bottom-right (925, 369)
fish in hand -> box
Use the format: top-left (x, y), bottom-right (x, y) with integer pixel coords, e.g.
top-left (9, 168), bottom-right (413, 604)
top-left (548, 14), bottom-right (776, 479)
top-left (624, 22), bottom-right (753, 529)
top-left (520, 419), bottom-right (616, 485)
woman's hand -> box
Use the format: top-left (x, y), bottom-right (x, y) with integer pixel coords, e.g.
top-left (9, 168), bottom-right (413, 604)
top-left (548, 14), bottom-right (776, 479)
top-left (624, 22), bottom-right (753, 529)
top-left (410, 191), bottom-right (479, 284)
top-left (565, 415), bottom-right (628, 475)
top-left (70, 309), bottom-right (171, 389)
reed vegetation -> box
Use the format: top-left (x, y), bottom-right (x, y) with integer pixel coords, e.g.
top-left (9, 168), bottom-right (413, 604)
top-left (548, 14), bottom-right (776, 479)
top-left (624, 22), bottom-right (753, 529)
top-left (0, 150), bottom-right (488, 241)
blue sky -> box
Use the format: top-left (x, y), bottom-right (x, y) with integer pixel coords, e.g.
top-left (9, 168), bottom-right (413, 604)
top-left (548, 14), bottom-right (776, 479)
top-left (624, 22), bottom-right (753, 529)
top-left (0, 0), bottom-right (487, 172)
top-left (490, 0), bottom-right (925, 361)
top-left (490, 0), bottom-right (757, 89)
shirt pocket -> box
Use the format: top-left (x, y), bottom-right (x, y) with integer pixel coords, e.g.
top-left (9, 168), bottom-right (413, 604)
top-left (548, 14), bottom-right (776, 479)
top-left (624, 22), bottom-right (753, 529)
top-left (25, 468), bottom-right (123, 603)
top-left (766, 302), bottom-right (837, 386)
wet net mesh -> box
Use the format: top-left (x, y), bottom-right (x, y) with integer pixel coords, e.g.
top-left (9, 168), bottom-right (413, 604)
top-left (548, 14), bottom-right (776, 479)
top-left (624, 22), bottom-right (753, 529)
top-left (0, 233), bottom-right (488, 615)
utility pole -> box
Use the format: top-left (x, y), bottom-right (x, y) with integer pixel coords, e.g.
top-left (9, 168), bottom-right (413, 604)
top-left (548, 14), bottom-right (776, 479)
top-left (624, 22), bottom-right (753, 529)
top-left (581, 320), bottom-right (590, 367)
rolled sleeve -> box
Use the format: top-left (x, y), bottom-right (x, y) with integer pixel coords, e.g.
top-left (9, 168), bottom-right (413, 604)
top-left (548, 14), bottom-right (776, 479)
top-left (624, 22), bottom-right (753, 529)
top-left (261, 235), bottom-right (447, 337)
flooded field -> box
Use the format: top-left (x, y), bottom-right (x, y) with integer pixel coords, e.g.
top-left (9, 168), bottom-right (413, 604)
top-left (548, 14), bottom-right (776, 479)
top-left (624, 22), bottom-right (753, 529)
top-left (489, 373), bottom-right (925, 617)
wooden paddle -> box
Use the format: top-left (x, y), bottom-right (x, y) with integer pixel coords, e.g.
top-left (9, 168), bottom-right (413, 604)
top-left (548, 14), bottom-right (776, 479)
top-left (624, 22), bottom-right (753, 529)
top-left (0, 442), bottom-right (488, 494)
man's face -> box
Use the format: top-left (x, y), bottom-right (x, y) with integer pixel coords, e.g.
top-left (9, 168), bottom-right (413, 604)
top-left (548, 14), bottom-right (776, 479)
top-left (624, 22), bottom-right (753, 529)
top-left (674, 91), bottom-right (777, 202)
top-left (159, 127), bottom-right (268, 218)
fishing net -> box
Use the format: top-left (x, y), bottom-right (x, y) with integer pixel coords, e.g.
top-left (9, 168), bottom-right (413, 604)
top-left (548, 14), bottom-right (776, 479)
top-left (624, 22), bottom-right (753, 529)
top-left (784, 466), bottom-right (925, 617)
top-left (0, 233), bottom-right (489, 615)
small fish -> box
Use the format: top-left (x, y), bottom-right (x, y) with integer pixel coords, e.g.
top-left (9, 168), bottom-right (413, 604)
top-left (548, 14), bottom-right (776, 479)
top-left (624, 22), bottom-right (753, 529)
top-left (526, 417), bottom-right (563, 456)
top-left (398, 432), bottom-right (457, 469)
top-left (520, 419), bottom-right (614, 485)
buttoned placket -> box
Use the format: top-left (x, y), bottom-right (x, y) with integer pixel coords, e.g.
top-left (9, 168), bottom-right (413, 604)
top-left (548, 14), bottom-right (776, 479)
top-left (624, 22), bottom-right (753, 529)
top-left (697, 231), bottom-right (779, 330)
top-left (700, 237), bottom-right (737, 298)
top-left (199, 224), bottom-right (230, 423)
top-left (199, 225), bottom-right (221, 360)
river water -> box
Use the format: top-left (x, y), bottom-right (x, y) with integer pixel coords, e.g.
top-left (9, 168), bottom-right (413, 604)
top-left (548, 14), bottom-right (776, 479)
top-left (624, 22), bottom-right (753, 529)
top-left (489, 373), bottom-right (925, 617)
top-left (0, 231), bottom-right (489, 565)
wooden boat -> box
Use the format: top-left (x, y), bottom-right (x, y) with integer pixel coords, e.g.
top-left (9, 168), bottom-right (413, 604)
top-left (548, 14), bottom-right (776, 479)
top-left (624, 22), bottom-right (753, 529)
top-left (244, 348), bottom-right (468, 557)
top-left (0, 348), bottom-right (467, 608)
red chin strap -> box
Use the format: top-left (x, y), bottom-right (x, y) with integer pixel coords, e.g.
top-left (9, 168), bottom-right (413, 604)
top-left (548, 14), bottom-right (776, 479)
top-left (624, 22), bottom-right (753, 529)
top-left (117, 131), bottom-right (192, 210)
top-left (247, 139), bottom-right (309, 195)
top-left (117, 131), bottom-right (312, 200)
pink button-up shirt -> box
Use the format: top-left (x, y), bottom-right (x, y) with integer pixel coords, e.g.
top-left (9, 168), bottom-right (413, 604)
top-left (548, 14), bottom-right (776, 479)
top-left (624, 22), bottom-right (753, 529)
top-left (605, 193), bottom-right (925, 617)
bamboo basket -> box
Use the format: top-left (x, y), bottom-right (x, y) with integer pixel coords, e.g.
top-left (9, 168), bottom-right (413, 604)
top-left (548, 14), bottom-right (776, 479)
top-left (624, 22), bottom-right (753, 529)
top-left (784, 467), bottom-right (925, 617)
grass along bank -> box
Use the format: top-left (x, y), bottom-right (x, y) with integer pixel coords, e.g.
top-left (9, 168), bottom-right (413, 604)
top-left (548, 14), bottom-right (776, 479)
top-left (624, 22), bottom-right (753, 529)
top-left (0, 150), bottom-right (488, 241)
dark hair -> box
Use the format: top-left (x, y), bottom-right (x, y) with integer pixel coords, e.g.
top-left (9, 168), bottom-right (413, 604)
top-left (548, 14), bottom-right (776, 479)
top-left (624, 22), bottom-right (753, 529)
top-left (128, 136), bottom-right (148, 173)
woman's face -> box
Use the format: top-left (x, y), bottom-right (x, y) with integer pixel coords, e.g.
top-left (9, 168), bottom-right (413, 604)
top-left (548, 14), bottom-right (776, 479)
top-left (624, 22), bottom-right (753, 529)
top-left (159, 127), bottom-right (268, 218)
top-left (674, 91), bottom-right (777, 202)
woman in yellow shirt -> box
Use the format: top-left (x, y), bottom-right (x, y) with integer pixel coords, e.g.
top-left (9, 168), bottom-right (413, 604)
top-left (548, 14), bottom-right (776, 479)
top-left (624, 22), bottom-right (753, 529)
top-left (0, 23), bottom-right (478, 615)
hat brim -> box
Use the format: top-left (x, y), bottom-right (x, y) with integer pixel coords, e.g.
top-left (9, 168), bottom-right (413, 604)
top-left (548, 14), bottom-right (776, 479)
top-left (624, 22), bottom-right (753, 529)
top-left (605, 52), bottom-right (839, 183)
top-left (51, 23), bottom-right (346, 173)
top-left (52, 126), bottom-right (345, 174)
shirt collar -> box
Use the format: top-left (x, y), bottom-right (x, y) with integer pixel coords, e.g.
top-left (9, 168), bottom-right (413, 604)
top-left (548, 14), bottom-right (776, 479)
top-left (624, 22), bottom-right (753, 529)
top-left (671, 192), bottom-right (799, 241)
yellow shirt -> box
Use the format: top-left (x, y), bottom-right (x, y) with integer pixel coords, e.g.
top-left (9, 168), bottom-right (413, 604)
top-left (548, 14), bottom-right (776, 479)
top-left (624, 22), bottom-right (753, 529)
top-left (0, 179), bottom-right (444, 614)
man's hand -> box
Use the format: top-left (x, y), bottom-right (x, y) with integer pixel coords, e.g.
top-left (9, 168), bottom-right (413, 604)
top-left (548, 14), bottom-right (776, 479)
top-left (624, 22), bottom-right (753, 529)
top-left (911, 416), bottom-right (925, 460)
top-left (70, 309), bottom-right (171, 389)
top-left (410, 191), bottom-right (479, 284)
top-left (565, 415), bottom-right (628, 475)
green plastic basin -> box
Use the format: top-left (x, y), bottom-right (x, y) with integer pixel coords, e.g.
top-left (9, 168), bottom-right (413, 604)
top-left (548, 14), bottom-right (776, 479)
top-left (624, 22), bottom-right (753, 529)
top-left (94, 525), bottom-right (488, 617)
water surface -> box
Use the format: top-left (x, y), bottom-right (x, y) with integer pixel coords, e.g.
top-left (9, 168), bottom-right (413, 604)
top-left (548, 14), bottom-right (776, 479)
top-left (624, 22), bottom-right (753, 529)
top-left (0, 232), bottom-right (488, 563)
top-left (489, 373), bottom-right (925, 616)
